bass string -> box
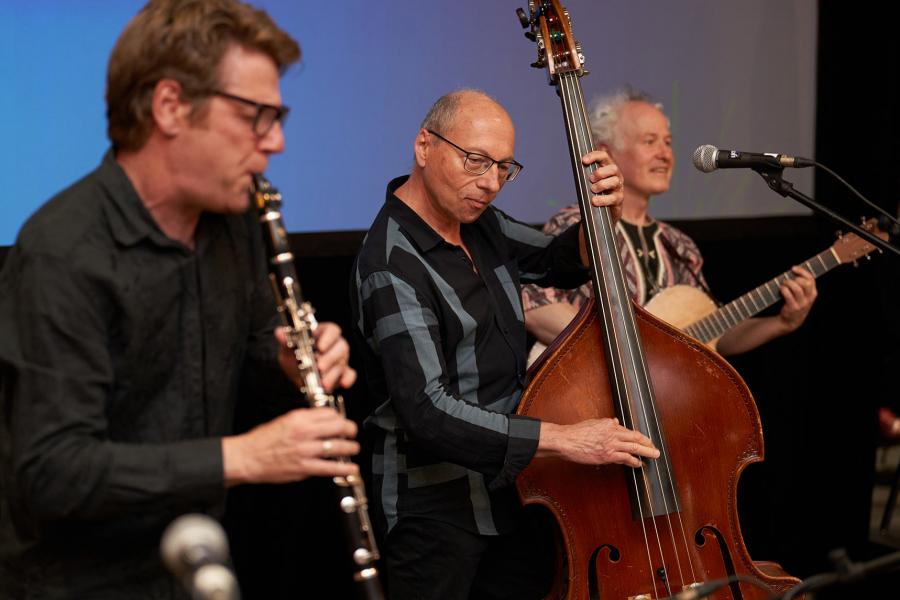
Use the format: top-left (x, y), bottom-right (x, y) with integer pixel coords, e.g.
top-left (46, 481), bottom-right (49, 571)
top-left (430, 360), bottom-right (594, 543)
top-left (558, 68), bottom-right (699, 592)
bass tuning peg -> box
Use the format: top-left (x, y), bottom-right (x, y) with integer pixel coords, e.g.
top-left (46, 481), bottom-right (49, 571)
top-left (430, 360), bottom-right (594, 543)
top-left (516, 7), bottom-right (530, 28)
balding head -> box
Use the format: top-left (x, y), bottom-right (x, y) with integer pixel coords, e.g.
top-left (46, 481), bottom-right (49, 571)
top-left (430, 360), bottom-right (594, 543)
top-left (396, 89), bottom-right (518, 241)
top-left (421, 89), bottom-right (514, 138)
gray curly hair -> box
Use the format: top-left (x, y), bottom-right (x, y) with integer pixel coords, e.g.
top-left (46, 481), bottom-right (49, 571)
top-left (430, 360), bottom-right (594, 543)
top-left (589, 87), bottom-right (664, 150)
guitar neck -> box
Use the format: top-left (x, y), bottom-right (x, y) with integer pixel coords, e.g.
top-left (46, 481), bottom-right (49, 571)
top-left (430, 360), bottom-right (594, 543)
top-left (683, 246), bottom-right (839, 343)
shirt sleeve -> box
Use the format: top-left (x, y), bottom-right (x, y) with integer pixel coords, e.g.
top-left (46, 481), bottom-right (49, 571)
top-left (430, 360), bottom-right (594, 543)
top-left (518, 206), bottom-right (593, 312)
top-left (659, 222), bottom-right (711, 293)
top-left (358, 267), bottom-right (540, 490)
top-left (491, 208), bottom-right (589, 290)
top-left (0, 250), bottom-right (224, 522)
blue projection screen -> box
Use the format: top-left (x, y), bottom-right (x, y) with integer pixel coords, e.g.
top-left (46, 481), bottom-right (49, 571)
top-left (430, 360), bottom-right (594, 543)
top-left (0, 1), bottom-right (817, 246)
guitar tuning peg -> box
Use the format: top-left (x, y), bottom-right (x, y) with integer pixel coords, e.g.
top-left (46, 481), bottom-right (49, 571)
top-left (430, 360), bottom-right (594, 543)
top-left (866, 254), bottom-right (872, 260)
top-left (524, 31), bottom-right (536, 41)
top-left (835, 230), bottom-right (843, 239)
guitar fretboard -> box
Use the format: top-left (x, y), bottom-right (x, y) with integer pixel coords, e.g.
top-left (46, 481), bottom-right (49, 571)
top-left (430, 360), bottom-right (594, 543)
top-left (684, 247), bottom-right (838, 343)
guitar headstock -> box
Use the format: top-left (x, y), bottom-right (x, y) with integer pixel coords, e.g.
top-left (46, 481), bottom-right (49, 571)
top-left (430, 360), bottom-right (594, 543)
top-left (832, 217), bottom-right (889, 264)
top-left (516, 0), bottom-right (586, 84)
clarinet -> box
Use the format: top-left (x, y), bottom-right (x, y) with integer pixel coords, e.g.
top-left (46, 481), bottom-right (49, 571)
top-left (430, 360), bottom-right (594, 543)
top-left (251, 175), bottom-right (384, 600)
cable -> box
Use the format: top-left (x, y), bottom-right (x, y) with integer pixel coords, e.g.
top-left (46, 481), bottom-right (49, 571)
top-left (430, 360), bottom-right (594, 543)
top-left (814, 160), bottom-right (900, 229)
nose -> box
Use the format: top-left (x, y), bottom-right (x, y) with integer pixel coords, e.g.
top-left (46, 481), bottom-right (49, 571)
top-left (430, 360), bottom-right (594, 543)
top-left (258, 120), bottom-right (286, 155)
top-left (656, 142), bottom-right (673, 163)
top-left (476, 163), bottom-right (504, 193)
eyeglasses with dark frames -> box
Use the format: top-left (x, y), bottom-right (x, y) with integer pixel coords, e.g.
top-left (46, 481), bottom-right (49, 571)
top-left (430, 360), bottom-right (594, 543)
top-left (426, 129), bottom-right (524, 182)
top-left (211, 90), bottom-right (290, 137)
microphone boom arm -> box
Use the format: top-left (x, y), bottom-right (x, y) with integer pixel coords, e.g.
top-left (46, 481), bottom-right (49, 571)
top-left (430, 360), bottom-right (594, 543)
top-left (753, 167), bottom-right (900, 258)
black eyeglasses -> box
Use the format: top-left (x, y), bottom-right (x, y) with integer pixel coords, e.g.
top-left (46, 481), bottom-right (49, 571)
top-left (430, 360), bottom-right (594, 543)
top-left (210, 90), bottom-right (290, 137)
top-left (426, 129), bottom-right (524, 182)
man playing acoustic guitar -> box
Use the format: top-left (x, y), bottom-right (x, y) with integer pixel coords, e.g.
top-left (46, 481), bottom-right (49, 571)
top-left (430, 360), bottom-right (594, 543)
top-left (523, 88), bottom-right (818, 358)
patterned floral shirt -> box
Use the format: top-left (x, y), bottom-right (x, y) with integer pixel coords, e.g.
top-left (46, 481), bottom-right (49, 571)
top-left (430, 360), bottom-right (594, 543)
top-left (522, 204), bottom-right (708, 312)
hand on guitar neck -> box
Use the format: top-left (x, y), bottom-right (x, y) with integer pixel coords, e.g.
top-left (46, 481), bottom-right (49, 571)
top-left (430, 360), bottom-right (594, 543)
top-left (526, 218), bottom-right (885, 364)
top-left (715, 265), bottom-right (816, 355)
top-left (525, 264), bottom-right (817, 362)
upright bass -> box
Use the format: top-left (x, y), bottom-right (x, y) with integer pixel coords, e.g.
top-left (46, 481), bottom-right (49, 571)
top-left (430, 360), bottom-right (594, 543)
top-left (514, 3), bottom-right (799, 598)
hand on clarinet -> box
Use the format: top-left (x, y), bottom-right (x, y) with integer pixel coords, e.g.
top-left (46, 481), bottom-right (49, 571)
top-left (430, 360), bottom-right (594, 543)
top-left (537, 418), bottom-right (660, 468)
top-left (275, 322), bottom-right (357, 393)
top-left (222, 407), bottom-right (360, 486)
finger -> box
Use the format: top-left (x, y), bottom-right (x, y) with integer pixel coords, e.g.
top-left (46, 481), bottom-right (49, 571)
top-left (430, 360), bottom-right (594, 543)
top-left (789, 269), bottom-right (814, 291)
top-left (590, 175), bottom-right (622, 197)
top-left (792, 265), bottom-right (813, 280)
top-left (628, 442), bottom-right (661, 459)
top-left (610, 451), bottom-right (643, 468)
top-left (581, 149), bottom-right (611, 166)
top-left (318, 363), bottom-right (343, 393)
top-left (315, 438), bottom-right (360, 458)
top-left (284, 409), bottom-right (358, 438)
top-left (298, 458), bottom-right (361, 478)
top-left (619, 428), bottom-right (655, 447)
top-left (781, 277), bottom-right (803, 294)
top-left (316, 333), bottom-right (350, 370)
top-left (782, 280), bottom-right (804, 306)
top-left (339, 366), bottom-right (358, 389)
top-left (588, 162), bottom-right (620, 182)
top-left (314, 322), bottom-right (342, 353)
top-left (285, 406), bottom-right (343, 423)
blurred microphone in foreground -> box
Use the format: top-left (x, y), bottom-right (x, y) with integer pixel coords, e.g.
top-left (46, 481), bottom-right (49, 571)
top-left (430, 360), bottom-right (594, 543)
top-left (161, 514), bottom-right (240, 600)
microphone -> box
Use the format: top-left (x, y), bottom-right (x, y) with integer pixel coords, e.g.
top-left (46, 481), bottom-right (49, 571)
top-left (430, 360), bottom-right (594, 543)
top-left (693, 144), bottom-right (814, 173)
top-left (160, 514), bottom-right (240, 600)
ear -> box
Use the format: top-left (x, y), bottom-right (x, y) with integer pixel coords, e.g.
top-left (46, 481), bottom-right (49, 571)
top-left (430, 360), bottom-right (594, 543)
top-left (150, 79), bottom-right (192, 137)
top-left (413, 128), bottom-right (431, 168)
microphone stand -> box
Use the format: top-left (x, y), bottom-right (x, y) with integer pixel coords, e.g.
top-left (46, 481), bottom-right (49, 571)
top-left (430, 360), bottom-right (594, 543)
top-left (779, 547), bottom-right (900, 599)
top-left (752, 167), bottom-right (900, 258)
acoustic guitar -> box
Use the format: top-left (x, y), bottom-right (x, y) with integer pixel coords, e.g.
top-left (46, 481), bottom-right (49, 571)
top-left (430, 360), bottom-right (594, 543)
top-left (528, 220), bottom-right (885, 363)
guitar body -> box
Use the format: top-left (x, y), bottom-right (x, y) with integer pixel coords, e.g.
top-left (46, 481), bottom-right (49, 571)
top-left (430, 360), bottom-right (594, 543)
top-left (644, 285), bottom-right (720, 350)
top-left (528, 285), bottom-right (719, 365)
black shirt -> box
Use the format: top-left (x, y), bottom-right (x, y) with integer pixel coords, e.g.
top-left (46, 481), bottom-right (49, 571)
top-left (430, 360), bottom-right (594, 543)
top-left (0, 152), bottom-right (284, 598)
top-left (350, 176), bottom-right (588, 537)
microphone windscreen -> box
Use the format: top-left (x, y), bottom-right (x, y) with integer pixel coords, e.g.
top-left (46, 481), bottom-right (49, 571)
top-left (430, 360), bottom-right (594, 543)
top-left (692, 144), bottom-right (719, 173)
top-left (160, 514), bottom-right (229, 578)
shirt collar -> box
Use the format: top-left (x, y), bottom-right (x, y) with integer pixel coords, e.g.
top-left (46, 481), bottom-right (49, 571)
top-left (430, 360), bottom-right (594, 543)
top-left (383, 175), bottom-right (445, 254)
top-left (96, 150), bottom-right (171, 249)
top-left (98, 149), bottom-right (224, 253)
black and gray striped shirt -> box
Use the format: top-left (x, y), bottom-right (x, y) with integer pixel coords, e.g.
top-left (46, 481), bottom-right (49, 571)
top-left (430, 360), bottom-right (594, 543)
top-left (350, 176), bottom-right (588, 536)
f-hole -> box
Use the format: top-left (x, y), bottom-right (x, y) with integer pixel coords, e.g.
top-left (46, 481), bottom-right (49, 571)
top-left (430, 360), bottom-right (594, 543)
top-left (696, 525), bottom-right (746, 599)
top-left (588, 544), bottom-right (620, 600)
